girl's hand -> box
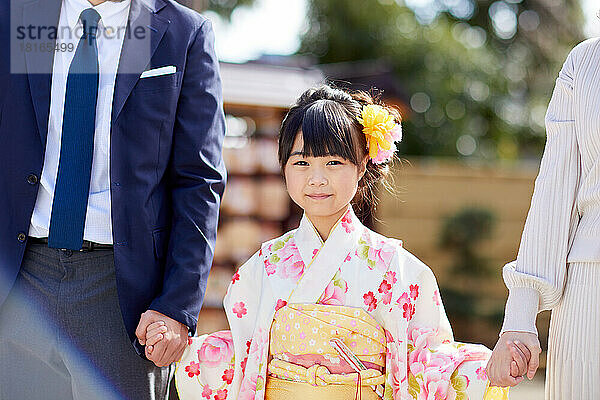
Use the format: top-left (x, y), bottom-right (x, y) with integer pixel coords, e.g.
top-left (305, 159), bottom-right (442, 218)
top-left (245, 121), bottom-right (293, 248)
top-left (144, 320), bottom-right (168, 355)
top-left (487, 331), bottom-right (541, 387)
top-left (508, 340), bottom-right (531, 377)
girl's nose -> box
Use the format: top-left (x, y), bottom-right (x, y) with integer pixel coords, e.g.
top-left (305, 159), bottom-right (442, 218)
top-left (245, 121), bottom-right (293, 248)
top-left (308, 170), bottom-right (328, 186)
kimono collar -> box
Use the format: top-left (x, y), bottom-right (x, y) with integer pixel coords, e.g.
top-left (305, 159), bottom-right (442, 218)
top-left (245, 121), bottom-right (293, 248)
top-left (290, 206), bottom-right (364, 303)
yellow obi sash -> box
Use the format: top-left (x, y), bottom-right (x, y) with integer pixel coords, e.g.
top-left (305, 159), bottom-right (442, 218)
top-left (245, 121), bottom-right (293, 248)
top-left (264, 304), bottom-right (509, 400)
top-left (266, 304), bottom-right (385, 399)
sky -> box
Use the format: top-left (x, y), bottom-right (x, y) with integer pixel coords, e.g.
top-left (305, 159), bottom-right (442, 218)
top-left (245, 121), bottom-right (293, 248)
top-left (209, 0), bottom-right (600, 63)
top-left (205, 0), bottom-right (308, 63)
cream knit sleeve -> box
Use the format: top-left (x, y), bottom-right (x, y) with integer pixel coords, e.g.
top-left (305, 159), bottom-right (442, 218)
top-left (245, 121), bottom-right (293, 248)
top-left (501, 47), bottom-right (582, 335)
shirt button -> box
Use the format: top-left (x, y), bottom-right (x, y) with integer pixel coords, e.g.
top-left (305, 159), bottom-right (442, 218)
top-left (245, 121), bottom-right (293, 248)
top-left (17, 232), bottom-right (26, 242)
top-left (27, 174), bottom-right (39, 185)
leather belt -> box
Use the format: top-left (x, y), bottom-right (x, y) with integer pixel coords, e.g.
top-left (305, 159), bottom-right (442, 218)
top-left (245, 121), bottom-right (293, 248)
top-left (28, 237), bottom-right (113, 251)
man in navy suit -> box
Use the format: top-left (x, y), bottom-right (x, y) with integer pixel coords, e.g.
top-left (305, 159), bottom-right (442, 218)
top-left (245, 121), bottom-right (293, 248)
top-left (0, 0), bottom-right (225, 398)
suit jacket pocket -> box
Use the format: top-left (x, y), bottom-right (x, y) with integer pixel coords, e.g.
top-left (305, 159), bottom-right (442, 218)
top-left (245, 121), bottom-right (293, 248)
top-left (135, 71), bottom-right (180, 93)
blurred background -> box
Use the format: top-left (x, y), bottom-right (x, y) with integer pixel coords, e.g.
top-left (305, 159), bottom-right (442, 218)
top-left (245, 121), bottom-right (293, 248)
top-left (178, 0), bottom-right (597, 397)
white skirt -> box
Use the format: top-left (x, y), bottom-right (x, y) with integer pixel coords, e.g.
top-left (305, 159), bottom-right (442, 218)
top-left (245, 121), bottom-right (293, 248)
top-left (546, 262), bottom-right (600, 400)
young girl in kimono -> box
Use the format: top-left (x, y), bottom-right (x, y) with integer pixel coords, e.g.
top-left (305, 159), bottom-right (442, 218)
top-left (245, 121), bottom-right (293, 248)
top-left (149, 86), bottom-right (525, 399)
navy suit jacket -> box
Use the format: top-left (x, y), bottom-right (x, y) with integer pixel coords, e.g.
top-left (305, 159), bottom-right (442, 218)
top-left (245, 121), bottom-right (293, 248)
top-left (0, 0), bottom-right (226, 344)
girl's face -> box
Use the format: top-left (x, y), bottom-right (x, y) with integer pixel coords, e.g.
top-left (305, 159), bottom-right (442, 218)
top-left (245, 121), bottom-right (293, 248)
top-left (284, 133), bottom-right (366, 233)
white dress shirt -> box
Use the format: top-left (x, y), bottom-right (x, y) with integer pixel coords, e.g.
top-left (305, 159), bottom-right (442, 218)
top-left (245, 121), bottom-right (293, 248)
top-left (28, 0), bottom-right (131, 244)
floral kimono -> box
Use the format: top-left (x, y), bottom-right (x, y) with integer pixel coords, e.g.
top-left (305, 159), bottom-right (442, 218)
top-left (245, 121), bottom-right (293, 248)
top-left (176, 207), bottom-right (508, 400)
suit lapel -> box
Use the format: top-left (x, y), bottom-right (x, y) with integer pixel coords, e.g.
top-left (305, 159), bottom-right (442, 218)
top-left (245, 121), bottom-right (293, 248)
top-left (111, 0), bottom-right (169, 125)
top-left (23, 0), bottom-right (61, 148)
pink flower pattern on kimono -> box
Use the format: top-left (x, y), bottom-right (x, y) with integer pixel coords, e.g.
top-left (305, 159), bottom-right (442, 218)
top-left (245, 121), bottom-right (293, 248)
top-left (222, 368), bottom-right (234, 384)
top-left (407, 327), bottom-right (469, 400)
top-left (201, 386), bottom-right (212, 399)
top-left (319, 280), bottom-right (348, 305)
top-left (264, 258), bottom-right (276, 276)
top-left (396, 284), bottom-right (420, 321)
top-left (363, 291), bottom-right (378, 312)
top-left (197, 331), bottom-right (234, 367)
top-left (214, 389), bottom-right (228, 400)
top-left (416, 369), bottom-right (454, 400)
top-left (341, 210), bottom-right (354, 233)
top-left (356, 234), bottom-right (396, 271)
top-left (476, 367), bottom-right (487, 380)
top-left (279, 254), bottom-right (304, 281)
top-left (276, 240), bottom-right (305, 281)
top-left (248, 328), bottom-right (269, 355)
top-left (396, 292), bottom-right (415, 321)
top-left (318, 270), bottom-right (348, 305)
top-left (263, 233), bottom-right (295, 276)
top-left (378, 277), bottom-right (393, 305)
top-left (239, 372), bottom-right (258, 400)
top-left (368, 243), bottom-right (395, 271)
top-left (387, 344), bottom-right (407, 397)
top-left (409, 284), bottom-right (419, 300)
top-left (185, 361), bottom-right (200, 377)
top-left (275, 299), bottom-right (288, 311)
top-left (232, 302), bottom-right (247, 318)
top-left (408, 327), bottom-right (449, 369)
top-left (385, 271), bottom-right (397, 284)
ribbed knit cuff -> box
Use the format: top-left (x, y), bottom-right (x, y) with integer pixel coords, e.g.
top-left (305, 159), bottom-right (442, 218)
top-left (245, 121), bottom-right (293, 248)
top-left (500, 287), bottom-right (539, 335)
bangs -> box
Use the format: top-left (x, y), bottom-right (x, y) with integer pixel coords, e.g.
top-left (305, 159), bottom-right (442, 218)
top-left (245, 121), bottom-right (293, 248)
top-left (300, 100), bottom-right (359, 163)
top-left (279, 99), bottom-right (361, 166)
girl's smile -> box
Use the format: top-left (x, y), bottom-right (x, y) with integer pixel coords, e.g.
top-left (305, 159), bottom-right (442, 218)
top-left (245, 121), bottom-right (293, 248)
top-left (305, 193), bottom-right (332, 200)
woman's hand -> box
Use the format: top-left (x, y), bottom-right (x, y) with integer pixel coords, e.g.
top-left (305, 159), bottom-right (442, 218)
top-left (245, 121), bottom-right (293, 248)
top-left (486, 331), bottom-right (541, 387)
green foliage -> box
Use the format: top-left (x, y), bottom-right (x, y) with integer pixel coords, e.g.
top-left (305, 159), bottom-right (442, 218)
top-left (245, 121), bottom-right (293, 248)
top-left (440, 207), bottom-right (495, 276)
top-left (441, 208), bottom-right (494, 250)
top-left (439, 287), bottom-right (476, 317)
top-left (438, 207), bottom-right (504, 331)
top-left (300, 0), bottom-right (585, 159)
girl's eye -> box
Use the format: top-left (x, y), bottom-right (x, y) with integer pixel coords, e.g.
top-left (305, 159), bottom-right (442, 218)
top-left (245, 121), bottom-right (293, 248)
top-left (293, 160), bottom-right (308, 166)
top-left (327, 160), bottom-right (344, 166)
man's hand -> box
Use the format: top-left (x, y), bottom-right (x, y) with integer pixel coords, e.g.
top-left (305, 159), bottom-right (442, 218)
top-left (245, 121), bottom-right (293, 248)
top-left (135, 310), bottom-right (188, 367)
top-left (486, 331), bottom-right (541, 387)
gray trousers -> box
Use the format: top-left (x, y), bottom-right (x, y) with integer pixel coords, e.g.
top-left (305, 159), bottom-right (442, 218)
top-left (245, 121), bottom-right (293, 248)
top-left (0, 242), bottom-right (172, 400)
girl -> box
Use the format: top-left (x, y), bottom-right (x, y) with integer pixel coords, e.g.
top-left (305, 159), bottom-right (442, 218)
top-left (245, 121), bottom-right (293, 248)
top-left (152, 86), bottom-right (522, 399)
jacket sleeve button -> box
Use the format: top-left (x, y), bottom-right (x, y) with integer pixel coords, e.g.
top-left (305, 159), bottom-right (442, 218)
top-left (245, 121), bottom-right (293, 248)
top-left (17, 232), bottom-right (26, 242)
top-left (27, 174), bottom-right (39, 185)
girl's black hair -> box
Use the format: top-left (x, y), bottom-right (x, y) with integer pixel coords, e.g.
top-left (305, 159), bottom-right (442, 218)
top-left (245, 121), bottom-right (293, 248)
top-left (278, 85), bottom-right (401, 223)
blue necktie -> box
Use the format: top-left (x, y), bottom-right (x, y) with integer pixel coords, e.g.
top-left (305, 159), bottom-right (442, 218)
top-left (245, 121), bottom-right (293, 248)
top-left (48, 8), bottom-right (101, 250)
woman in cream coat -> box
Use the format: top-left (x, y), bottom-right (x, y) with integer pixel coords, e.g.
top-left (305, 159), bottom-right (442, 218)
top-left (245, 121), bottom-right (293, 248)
top-left (487, 37), bottom-right (600, 399)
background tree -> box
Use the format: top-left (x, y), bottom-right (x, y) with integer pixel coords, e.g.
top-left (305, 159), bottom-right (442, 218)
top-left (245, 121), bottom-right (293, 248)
top-left (300, 0), bottom-right (585, 159)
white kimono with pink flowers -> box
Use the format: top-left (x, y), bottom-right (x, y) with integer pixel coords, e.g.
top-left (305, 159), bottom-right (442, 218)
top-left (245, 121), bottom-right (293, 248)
top-left (176, 207), bottom-right (504, 400)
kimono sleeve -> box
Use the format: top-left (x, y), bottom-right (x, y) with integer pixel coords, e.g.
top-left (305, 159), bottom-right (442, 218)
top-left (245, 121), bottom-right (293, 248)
top-left (396, 251), bottom-right (501, 399)
top-left (175, 251), bottom-right (264, 400)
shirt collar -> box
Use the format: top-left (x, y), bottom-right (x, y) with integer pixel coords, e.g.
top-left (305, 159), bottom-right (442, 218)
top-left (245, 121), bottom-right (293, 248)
top-left (65, 0), bottom-right (131, 31)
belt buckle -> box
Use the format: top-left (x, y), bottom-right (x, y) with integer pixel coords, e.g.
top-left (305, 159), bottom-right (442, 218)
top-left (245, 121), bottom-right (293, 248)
top-left (80, 241), bottom-right (93, 252)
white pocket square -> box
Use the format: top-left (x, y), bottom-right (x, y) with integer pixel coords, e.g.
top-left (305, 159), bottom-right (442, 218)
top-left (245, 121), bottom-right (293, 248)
top-left (140, 65), bottom-right (176, 79)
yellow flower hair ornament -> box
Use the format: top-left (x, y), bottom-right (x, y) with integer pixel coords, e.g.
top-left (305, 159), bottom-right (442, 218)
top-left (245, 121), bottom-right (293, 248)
top-left (357, 104), bottom-right (402, 164)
